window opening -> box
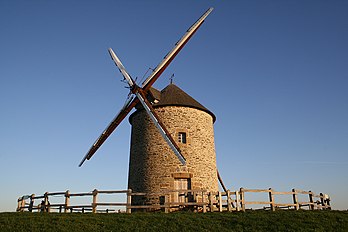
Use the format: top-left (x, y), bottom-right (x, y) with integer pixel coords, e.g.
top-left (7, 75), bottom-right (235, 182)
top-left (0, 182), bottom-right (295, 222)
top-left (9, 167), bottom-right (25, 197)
top-left (178, 132), bottom-right (187, 144)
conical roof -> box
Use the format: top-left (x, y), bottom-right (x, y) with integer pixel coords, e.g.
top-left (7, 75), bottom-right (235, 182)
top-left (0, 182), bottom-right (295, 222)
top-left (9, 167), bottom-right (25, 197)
top-left (153, 84), bottom-right (215, 121)
top-left (130, 83), bottom-right (216, 122)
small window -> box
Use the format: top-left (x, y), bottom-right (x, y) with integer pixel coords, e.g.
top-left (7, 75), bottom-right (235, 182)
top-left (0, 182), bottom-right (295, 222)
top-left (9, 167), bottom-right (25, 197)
top-left (178, 132), bottom-right (187, 144)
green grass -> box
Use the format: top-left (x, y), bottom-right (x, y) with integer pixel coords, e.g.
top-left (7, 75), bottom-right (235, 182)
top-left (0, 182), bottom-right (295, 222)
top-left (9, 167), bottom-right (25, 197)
top-left (1, 210), bottom-right (347, 231)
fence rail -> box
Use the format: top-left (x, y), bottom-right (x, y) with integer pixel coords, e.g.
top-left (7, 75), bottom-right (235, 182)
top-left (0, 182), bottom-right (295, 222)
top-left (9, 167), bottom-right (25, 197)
top-left (17, 187), bottom-right (331, 213)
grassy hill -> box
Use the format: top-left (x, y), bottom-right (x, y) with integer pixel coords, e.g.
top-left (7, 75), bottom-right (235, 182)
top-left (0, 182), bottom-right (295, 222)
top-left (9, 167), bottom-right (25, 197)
top-left (1, 210), bottom-right (347, 231)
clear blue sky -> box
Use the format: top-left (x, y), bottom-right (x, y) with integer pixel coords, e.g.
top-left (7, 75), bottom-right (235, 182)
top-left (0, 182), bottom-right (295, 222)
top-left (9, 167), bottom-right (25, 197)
top-left (1, 0), bottom-right (347, 211)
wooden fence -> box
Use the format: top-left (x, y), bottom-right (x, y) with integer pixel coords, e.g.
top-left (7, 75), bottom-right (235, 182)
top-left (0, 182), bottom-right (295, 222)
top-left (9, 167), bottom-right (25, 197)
top-left (237, 188), bottom-right (331, 211)
top-left (17, 188), bottom-right (331, 213)
top-left (16, 189), bottom-right (131, 213)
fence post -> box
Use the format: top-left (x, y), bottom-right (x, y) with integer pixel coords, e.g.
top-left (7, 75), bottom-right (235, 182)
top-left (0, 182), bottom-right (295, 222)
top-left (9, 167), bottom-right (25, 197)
top-left (292, 189), bottom-right (299, 210)
top-left (218, 191), bottom-right (223, 212)
top-left (309, 191), bottom-right (314, 210)
top-left (126, 189), bottom-right (132, 214)
top-left (268, 188), bottom-right (275, 211)
top-left (226, 190), bottom-right (232, 212)
top-left (209, 192), bottom-right (214, 212)
top-left (235, 190), bottom-right (240, 211)
top-left (29, 194), bottom-right (35, 212)
top-left (44, 192), bottom-right (50, 213)
top-left (64, 190), bottom-right (70, 213)
top-left (16, 198), bottom-right (20, 212)
top-left (320, 193), bottom-right (325, 209)
top-left (165, 194), bottom-right (170, 213)
top-left (21, 197), bottom-right (26, 212)
top-left (202, 191), bottom-right (207, 213)
top-left (240, 188), bottom-right (245, 212)
top-left (17, 197), bottom-right (25, 212)
top-left (92, 189), bottom-right (98, 213)
top-left (324, 194), bottom-right (331, 210)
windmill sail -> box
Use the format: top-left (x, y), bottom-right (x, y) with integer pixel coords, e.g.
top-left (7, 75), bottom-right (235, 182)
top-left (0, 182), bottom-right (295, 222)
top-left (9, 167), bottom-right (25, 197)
top-left (141, 7), bottom-right (213, 90)
top-left (79, 96), bottom-right (138, 167)
top-left (108, 48), bottom-right (135, 88)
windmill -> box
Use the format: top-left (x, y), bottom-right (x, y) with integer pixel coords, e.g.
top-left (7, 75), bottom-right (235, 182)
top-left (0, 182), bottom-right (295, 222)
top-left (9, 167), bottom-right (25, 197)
top-left (79, 7), bottom-right (228, 196)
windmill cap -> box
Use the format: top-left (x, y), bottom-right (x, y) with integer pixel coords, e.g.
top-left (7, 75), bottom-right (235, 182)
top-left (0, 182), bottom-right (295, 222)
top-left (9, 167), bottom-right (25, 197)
top-left (130, 83), bottom-right (216, 122)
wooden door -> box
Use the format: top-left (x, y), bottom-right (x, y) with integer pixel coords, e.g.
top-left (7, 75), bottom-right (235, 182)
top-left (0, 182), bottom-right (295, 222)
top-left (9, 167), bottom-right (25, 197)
top-left (174, 178), bottom-right (191, 203)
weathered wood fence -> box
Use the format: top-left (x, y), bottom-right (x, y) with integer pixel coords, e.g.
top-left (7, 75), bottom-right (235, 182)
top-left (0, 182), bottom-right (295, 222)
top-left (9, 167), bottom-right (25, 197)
top-left (17, 190), bottom-right (131, 213)
top-left (17, 188), bottom-right (331, 213)
top-left (237, 188), bottom-right (331, 211)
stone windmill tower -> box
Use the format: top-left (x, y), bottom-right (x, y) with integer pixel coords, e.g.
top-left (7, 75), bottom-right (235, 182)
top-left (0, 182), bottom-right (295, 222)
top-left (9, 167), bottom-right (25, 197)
top-left (128, 83), bottom-right (218, 196)
top-left (79, 8), bottom-right (222, 202)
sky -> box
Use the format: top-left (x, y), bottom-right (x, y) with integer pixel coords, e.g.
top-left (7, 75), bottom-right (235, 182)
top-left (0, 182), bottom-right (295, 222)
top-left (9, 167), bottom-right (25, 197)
top-left (1, 0), bottom-right (347, 212)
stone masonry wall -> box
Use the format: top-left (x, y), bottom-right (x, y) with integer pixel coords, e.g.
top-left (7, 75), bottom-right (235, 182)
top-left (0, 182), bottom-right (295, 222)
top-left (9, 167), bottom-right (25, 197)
top-left (128, 106), bottom-right (218, 198)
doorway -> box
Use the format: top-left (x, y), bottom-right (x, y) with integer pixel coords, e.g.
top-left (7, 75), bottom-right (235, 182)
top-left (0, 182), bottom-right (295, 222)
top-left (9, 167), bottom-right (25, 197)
top-left (173, 178), bottom-right (191, 203)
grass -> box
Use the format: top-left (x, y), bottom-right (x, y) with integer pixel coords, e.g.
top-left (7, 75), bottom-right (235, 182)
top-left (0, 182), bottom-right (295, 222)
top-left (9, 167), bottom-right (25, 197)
top-left (1, 210), bottom-right (348, 231)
